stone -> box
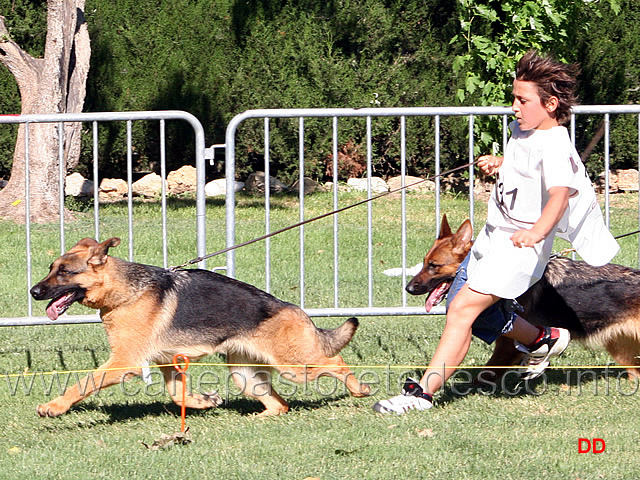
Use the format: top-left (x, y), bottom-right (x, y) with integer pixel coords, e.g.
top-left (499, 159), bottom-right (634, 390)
top-left (596, 169), bottom-right (638, 193)
top-left (245, 172), bottom-right (289, 194)
top-left (386, 175), bottom-right (435, 193)
top-left (65, 172), bottom-right (94, 198)
top-left (132, 172), bottom-right (164, 198)
top-left (205, 178), bottom-right (245, 197)
top-left (346, 177), bottom-right (389, 194)
top-left (290, 177), bottom-right (325, 195)
top-left (98, 178), bottom-right (128, 202)
top-left (167, 165), bottom-right (197, 195)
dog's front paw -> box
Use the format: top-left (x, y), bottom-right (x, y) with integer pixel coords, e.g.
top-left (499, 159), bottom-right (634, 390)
top-left (37, 399), bottom-right (71, 417)
top-left (352, 383), bottom-right (372, 397)
top-left (179, 391), bottom-right (223, 410)
top-left (201, 391), bottom-right (224, 408)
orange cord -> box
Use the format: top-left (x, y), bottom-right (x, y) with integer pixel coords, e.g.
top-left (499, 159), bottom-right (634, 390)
top-left (173, 354), bottom-right (190, 432)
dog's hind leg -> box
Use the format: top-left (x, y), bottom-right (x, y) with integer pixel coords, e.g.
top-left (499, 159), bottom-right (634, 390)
top-left (36, 356), bottom-right (142, 417)
top-left (159, 366), bottom-right (223, 410)
top-left (227, 352), bottom-right (289, 416)
top-left (273, 353), bottom-right (371, 398)
top-left (604, 336), bottom-right (640, 379)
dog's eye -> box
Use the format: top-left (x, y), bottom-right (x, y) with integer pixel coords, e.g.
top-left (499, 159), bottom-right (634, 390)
top-left (57, 265), bottom-right (69, 276)
top-left (427, 261), bottom-right (440, 271)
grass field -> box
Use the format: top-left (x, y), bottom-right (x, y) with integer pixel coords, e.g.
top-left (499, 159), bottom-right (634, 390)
top-left (1, 191), bottom-right (639, 479)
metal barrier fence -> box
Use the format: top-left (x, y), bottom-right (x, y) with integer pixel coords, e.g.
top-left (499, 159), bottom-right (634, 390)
top-left (2, 106), bottom-right (640, 326)
top-left (224, 105), bottom-right (640, 318)
top-left (0, 111), bottom-right (207, 326)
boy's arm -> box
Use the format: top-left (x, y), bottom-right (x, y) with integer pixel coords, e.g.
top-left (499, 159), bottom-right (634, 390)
top-left (510, 186), bottom-right (570, 248)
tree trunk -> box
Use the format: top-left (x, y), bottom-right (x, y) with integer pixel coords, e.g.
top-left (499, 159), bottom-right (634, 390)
top-left (0, 0), bottom-right (90, 223)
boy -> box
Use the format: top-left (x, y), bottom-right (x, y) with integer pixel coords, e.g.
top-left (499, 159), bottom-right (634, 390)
top-left (374, 51), bottom-right (619, 414)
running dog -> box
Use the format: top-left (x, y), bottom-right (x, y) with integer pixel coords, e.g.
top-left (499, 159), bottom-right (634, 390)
top-left (30, 237), bottom-right (370, 417)
top-left (405, 215), bottom-right (640, 378)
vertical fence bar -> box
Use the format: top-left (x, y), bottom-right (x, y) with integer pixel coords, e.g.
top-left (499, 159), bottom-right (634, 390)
top-left (366, 116), bottom-right (374, 307)
top-left (92, 121), bottom-right (100, 240)
top-left (264, 117), bottom-right (271, 293)
top-left (502, 115), bottom-right (508, 152)
top-left (58, 122), bottom-right (65, 253)
top-left (126, 120), bottom-right (134, 261)
top-left (332, 116), bottom-right (340, 308)
top-left (400, 116), bottom-right (408, 307)
top-left (160, 120), bottom-right (168, 268)
top-left (299, 117), bottom-right (305, 308)
top-left (468, 115), bottom-right (475, 229)
top-left (435, 115), bottom-right (441, 235)
top-left (604, 113), bottom-right (610, 227)
top-left (24, 123), bottom-right (32, 317)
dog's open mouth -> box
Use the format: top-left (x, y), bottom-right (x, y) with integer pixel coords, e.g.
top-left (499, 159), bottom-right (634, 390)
top-left (45, 292), bottom-right (78, 321)
top-left (425, 282), bottom-right (451, 312)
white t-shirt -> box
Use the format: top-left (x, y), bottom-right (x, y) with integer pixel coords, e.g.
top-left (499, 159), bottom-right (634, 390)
top-left (467, 121), bottom-right (618, 299)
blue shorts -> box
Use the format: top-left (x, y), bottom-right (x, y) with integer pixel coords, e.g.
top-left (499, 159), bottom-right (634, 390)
top-left (445, 253), bottom-right (520, 344)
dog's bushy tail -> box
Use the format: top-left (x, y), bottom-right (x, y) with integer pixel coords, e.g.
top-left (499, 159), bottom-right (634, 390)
top-left (317, 317), bottom-right (359, 357)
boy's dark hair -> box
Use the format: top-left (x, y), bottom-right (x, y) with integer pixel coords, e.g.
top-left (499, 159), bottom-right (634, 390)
top-left (515, 50), bottom-right (579, 125)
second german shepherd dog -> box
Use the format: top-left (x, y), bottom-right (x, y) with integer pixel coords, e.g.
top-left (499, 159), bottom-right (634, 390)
top-left (405, 215), bottom-right (640, 378)
top-left (30, 237), bottom-right (370, 417)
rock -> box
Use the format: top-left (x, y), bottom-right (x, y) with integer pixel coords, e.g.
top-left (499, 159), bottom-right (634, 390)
top-left (596, 169), bottom-right (638, 193)
top-left (324, 181), bottom-right (351, 192)
top-left (132, 172), bottom-right (164, 198)
top-left (65, 172), bottom-right (94, 198)
top-left (167, 165), bottom-right (197, 195)
top-left (98, 178), bottom-right (128, 202)
top-left (205, 178), bottom-right (245, 197)
top-left (245, 172), bottom-right (289, 194)
top-left (474, 177), bottom-right (494, 200)
top-left (386, 175), bottom-right (435, 193)
top-left (346, 177), bottom-right (389, 194)
top-left (290, 177), bottom-right (324, 195)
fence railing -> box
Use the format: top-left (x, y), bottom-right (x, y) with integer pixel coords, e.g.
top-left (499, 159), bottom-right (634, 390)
top-left (2, 105), bottom-right (640, 325)
top-left (0, 111), bottom-right (206, 326)
top-left (224, 105), bottom-right (640, 317)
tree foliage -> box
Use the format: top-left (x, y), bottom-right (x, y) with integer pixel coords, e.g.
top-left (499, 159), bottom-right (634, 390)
top-left (0, 0), bottom-right (638, 184)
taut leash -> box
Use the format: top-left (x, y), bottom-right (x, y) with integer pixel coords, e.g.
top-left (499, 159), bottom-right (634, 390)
top-left (169, 160), bottom-right (480, 271)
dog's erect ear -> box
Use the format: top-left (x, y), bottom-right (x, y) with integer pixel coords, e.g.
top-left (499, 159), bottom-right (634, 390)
top-left (87, 237), bottom-right (121, 266)
top-left (438, 215), bottom-right (452, 239)
top-left (451, 219), bottom-right (473, 255)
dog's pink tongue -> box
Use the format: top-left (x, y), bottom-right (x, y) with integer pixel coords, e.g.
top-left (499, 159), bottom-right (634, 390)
top-left (46, 298), bottom-right (65, 321)
top-left (424, 283), bottom-right (449, 313)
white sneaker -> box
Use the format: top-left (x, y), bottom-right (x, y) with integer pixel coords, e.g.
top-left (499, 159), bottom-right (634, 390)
top-left (372, 378), bottom-right (433, 414)
top-left (515, 327), bottom-right (570, 380)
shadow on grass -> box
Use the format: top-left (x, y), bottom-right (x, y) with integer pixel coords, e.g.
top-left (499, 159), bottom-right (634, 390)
top-left (434, 367), bottom-right (625, 407)
top-left (65, 392), bottom-right (355, 425)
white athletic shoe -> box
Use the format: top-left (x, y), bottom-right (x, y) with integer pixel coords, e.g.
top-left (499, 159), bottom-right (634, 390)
top-left (515, 327), bottom-right (571, 380)
top-left (372, 378), bottom-right (433, 414)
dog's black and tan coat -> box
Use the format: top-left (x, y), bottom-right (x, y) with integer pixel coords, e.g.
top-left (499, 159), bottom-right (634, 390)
top-left (406, 215), bottom-right (640, 378)
top-left (30, 237), bottom-right (370, 417)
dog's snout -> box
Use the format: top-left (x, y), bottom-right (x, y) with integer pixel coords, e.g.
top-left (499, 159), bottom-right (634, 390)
top-left (405, 280), bottom-right (422, 296)
top-left (30, 283), bottom-right (46, 300)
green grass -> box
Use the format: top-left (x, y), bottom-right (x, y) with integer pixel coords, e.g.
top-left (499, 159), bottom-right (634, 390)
top-left (1, 191), bottom-right (640, 479)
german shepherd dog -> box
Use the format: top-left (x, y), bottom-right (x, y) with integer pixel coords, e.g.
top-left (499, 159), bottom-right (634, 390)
top-left (30, 237), bottom-right (370, 417)
top-left (405, 215), bottom-right (640, 378)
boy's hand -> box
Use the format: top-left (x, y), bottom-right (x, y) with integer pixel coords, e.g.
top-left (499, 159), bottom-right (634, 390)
top-left (510, 228), bottom-right (544, 248)
top-left (477, 155), bottom-right (503, 176)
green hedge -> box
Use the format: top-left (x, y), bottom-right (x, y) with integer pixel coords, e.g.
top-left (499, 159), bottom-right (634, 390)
top-left (0, 0), bottom-right (637, 183)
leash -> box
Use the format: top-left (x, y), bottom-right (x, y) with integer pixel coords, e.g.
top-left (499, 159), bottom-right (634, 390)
top-left (169, 160), bottom-right (480, 271)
